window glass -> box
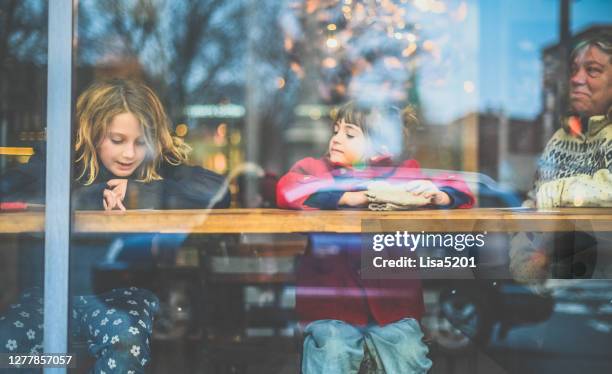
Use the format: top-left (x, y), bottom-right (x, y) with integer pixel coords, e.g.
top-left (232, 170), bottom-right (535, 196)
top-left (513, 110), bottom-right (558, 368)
top-left (0, 0), bottom-right (48, 359)
top-left (66, 1), bottom-right (612, 373)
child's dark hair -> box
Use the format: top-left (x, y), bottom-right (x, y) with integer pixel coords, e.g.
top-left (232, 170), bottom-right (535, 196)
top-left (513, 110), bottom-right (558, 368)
top-left (330, 101), bottom-right (420, 159)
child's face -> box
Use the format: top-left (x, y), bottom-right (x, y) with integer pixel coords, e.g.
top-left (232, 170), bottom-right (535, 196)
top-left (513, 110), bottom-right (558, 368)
top-left (97, 112), bottom-right (147, 177)
top-left (328, 119), bottom-right (368, 166)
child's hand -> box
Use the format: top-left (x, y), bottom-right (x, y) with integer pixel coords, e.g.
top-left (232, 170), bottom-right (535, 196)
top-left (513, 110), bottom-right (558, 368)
top-left (103, 179), bottom-right (128, 211)
top-left (107, 179), bottom-right (128, 201)
top-left (404, 180), bottom-right (451, 206)
top-left (103, 188), bottom-right (126, 211)
top-left (339, 191), bottom-right (369, 207)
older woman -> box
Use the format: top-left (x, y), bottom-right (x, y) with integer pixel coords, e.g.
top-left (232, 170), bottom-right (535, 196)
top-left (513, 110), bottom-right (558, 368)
top-left (510, 32), bottom-right (611, 282)
top-left (526, 32), bottom-right (611, 209)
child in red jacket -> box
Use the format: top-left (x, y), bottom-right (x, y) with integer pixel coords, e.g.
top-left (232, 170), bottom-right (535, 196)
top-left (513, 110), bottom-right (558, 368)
top-left (277, 102), bottom-right (474, 373)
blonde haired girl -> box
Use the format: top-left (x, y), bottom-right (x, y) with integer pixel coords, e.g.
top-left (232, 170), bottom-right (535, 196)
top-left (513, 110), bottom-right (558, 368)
top-left (1, 78), bottom-right (229, 210)
top-left (72, 79), bottom-right (229, 210)
top-left (75, 78), bottom-right (191, 186)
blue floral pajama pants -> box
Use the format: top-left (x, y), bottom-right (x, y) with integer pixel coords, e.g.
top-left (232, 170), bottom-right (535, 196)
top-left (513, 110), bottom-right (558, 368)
top-left (0, 287), bottom-right (159, 373)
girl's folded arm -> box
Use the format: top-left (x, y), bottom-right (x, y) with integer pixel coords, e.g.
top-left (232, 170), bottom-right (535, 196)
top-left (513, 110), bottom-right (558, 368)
top-left (389, 162), bottom-right (475, 209)
top-left (276, 158), bottom-right (338, 210)
top-left (433, 175), bottom-right (475, 208)
top-left (303, 190), bottom-right (345, 209)
top-left (437, 186), bottom-right (473, 209)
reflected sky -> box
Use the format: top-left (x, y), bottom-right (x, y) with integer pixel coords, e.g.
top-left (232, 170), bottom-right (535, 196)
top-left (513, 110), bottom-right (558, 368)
top-left (473, 0), bottom-right (612, 122)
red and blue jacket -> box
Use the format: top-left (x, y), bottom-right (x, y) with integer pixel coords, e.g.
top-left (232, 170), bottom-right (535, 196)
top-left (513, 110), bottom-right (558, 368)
top-left (277, 156), bottom-right (474, 325)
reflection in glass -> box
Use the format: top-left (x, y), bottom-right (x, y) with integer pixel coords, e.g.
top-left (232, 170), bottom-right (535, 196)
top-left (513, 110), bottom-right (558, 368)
top-left (62, 1), bottom-right (612, 373)
top-left (0, 0), bottom-right (48, 365)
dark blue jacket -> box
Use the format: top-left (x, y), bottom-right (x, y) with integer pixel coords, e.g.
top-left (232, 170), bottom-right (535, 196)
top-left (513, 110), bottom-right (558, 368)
top-left (0, 143), bottom-right (230, 209)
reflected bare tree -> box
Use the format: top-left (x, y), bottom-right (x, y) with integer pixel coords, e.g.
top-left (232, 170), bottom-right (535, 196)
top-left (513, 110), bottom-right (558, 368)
top-left (78, 0), bottom-right (249, 115)
top-left (0, 0), bottom-right (47, 65)
top-left (0, 0), bottom-right (47, 160)
top-left (79, 0), bottom-right (301, 173)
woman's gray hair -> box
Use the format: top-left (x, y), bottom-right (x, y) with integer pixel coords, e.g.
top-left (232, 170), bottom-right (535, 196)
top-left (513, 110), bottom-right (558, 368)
top-left (571, 31), bottom-right (612, 63)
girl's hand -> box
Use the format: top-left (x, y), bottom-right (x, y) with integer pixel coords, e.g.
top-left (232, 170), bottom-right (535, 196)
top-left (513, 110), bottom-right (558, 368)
top-left (404, 180), bottom-right (451, 206)
top-left (103, 179), bottom-right (128, 211)
top-left (103, 188), bottom-right (126, 211)
top-left (339, 191), bottom-right (369, 207)
top-left (107, 179), bottom-right (128, 201)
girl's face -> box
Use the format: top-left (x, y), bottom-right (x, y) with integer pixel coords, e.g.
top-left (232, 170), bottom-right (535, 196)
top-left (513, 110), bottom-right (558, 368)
top-left (97, 112), bottom-right (147, 177)
top-left (328, 119), bottom-right (369, 166)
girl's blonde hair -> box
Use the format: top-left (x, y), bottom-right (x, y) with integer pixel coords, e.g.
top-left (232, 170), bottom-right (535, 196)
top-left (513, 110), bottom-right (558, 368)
top-left (330, 101), bottom-right (420, 159)
top-left (75, 79), bottom-right (191, 184)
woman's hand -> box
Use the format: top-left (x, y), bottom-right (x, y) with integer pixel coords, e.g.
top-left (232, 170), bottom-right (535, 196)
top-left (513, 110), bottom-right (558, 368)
top-left (103, 179), bottom-right (128, 211)
top-left (403, 180), bottom-right (451, 206)
top-left (536, 180), bottom-right (564, 209)
top-left (338, 191), bottom-right (369, 207)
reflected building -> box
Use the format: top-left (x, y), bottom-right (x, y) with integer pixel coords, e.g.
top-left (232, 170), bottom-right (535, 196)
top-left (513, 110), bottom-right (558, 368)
top-left (445, 110), bottom-right (540, 203)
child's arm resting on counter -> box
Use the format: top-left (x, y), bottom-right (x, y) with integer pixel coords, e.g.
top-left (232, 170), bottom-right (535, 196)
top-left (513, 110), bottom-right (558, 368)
top-left (387, 164), bottom-right (475, 209)
top-left (277, 158), bottom-right (347, 210)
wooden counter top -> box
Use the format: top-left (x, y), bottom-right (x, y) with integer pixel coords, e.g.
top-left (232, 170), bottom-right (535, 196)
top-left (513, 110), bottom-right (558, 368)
top-left (1, 208), bottom-right (611, 234)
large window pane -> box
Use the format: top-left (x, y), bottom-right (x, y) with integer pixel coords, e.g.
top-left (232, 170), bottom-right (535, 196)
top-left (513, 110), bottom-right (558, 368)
top-left (66, 1), bottom-right (612, 373)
